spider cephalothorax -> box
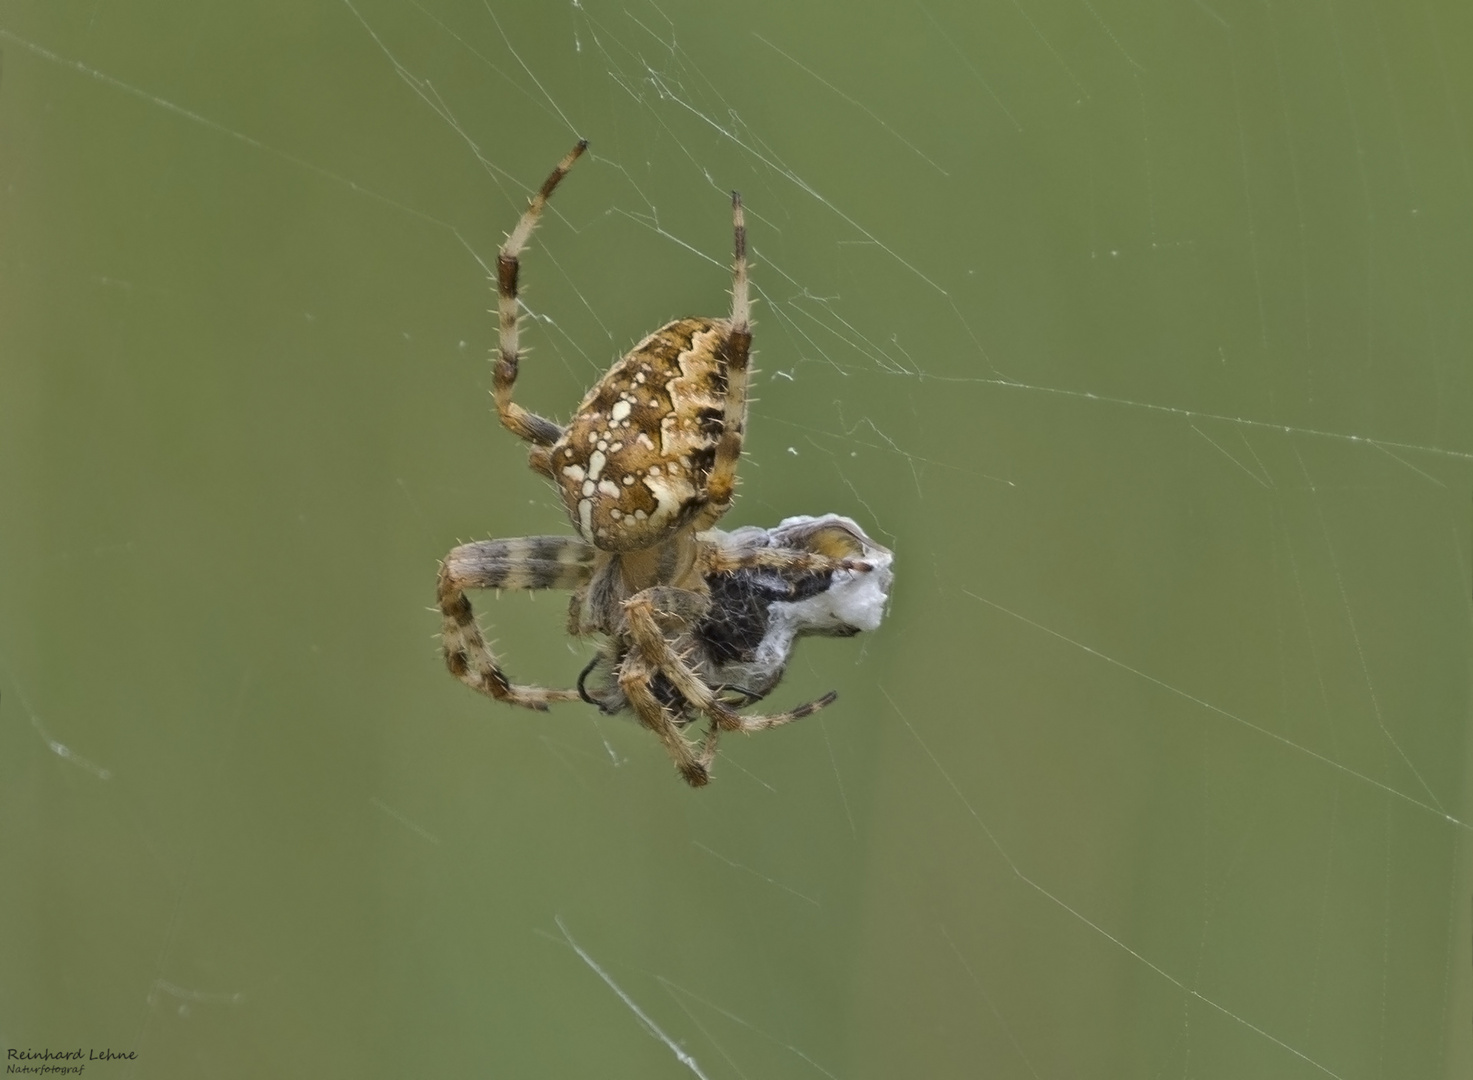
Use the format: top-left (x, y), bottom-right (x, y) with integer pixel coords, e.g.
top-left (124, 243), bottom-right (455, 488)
top-left (437, 141), bottom-right (893, 786)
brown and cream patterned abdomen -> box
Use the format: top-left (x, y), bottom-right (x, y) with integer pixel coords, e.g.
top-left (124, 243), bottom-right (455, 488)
top-left (549, 317), bottom-right (740, 551)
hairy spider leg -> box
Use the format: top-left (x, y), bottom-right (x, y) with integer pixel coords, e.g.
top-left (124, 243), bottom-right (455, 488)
top-left (699, 546), bottom-right (872, 577)
top-left (692, 192), bottom-right (752, 532)
top-left (617, 649), bottom-right (716, 787)
top-left (623, 588), bottom-right (838, 738)
top-left (438, 535), bottom-right (595, 709)
top-left (493, 139), bottom-right (589, 452)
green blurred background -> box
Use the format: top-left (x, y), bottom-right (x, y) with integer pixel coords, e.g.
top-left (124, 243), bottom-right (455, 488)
top-left (2, 1), bottom-right (1470, 1076)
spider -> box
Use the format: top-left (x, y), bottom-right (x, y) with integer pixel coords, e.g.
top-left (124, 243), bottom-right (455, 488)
top-left (437, 140), bottom-right (893, 786)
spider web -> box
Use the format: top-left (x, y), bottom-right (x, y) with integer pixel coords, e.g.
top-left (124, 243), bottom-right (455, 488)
top-left (0, 1), bottom-right (1470, 1077)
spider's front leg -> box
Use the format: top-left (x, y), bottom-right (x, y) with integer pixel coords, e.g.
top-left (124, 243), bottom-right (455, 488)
top-left (700, 514), bottom-right (884, 578)
top-left (700, 546), bottom-right (872, 578)
top-left (618, 649), bottom-right (717, 788)
top-left (438, 536), bottom-right (594, 709)
top-left (622, 588), bottom-right (837, 738)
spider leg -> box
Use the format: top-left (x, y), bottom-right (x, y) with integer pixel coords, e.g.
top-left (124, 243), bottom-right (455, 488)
top-left (438, 536), bottom-right (595, 710)
top-left (494, 139), bottom-right (588, 450)
top-left (717, 692), bottom-right (837, 733)
top-left (623, 588), bottom-right (838, 735)
top-left (700, 546), bottom-right (872, 577)
top-left (691, 192), bottom-right (751, 532)
top-left (618, 649), bottom-right (714, 787)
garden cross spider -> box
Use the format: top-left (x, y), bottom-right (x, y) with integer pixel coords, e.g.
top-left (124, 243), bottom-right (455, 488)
top-left (437, 140), bottom-right (893, 786)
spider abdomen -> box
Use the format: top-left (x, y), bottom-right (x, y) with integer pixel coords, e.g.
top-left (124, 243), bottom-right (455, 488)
top-left (549, 317), bottom-right (741, 552)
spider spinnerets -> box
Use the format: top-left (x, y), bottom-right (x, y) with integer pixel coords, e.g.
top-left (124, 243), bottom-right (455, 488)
top-left (437, 139), bottom-right (893, 786)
